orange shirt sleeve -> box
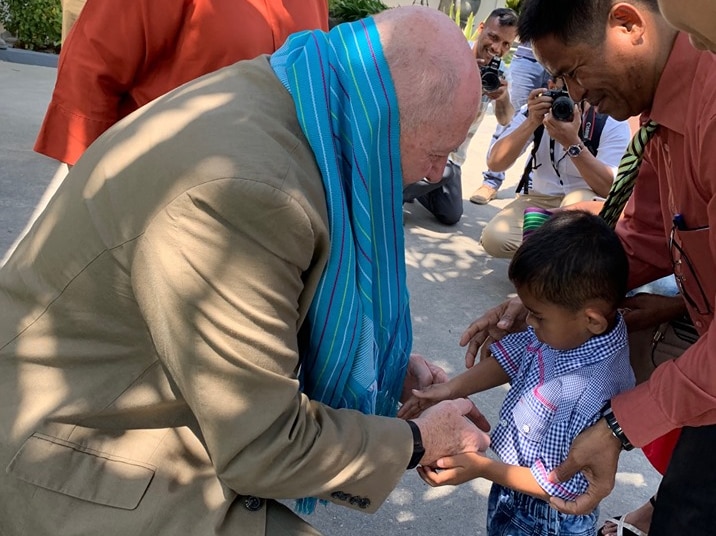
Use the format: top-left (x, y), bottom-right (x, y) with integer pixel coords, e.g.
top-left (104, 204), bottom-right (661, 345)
top-left (34, 0), bottom-right (328, 166)
top-left (34, 0), bottom-right (185, 165)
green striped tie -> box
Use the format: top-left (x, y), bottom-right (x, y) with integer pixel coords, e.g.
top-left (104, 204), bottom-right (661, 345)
top-left (599, 120), bottom-right (659, 228)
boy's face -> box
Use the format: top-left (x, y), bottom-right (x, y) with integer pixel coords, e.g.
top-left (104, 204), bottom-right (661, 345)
top-left (517, 286), bottom-right (595, 351)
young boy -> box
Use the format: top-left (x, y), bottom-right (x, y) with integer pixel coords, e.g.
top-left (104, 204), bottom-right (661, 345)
top-left (399, 210), bottom-right (635, 536)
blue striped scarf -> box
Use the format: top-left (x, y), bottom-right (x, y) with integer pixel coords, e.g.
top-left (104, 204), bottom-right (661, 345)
top-left (270, 18), bottom-right (412, 513)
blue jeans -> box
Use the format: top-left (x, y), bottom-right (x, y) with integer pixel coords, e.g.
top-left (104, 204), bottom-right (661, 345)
top-left (487, 484), bottom-right (598, 536)
top-left (483, 55), bottom-right (551, 190)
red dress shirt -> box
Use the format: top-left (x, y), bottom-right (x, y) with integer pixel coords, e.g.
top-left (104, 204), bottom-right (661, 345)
top-left (614, 34), bottom-right (716, 447)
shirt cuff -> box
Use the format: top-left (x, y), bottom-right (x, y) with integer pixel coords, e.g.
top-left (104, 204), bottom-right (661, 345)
top-left (611, 381), bottom-right (674, 447)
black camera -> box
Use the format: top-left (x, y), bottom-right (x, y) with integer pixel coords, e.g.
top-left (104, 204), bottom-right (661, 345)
top-left (541, 88), bottom-right (575, 122)
top-left (480, 56), bottom-right (503, 93)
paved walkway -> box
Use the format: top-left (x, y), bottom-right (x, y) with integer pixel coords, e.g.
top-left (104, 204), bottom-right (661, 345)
top-left (0, 57), bottom-right (659, 535)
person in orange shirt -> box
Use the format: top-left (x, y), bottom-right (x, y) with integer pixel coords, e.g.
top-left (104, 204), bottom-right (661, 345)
top-left (35, 0), bottom-right (328, 166)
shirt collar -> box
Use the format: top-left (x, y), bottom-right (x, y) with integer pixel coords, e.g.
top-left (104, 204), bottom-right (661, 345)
top-left (528, 313), bottom-right (627, 376)
top-left (648, 33), bottom-right (703, 135)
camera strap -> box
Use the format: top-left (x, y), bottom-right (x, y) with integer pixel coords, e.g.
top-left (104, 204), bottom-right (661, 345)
top-left (515, 106), bottom-right (607, 194)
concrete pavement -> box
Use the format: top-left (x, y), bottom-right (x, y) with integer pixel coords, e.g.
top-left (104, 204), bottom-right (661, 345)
top-left (0, 58), bottom-right (660, 535)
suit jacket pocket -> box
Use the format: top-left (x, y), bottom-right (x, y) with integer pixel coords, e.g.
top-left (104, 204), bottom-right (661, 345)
top-left (7, 432), bottom-right (155, 510)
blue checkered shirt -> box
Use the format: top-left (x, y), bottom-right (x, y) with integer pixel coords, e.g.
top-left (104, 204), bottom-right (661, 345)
top-left (489, 314), bottom-right (635, 500)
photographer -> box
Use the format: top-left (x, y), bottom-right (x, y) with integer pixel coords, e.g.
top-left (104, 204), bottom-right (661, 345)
top-left (403, 8), bottom-right (518, 225)
top-left (480, 80), bottom-right (630, 258)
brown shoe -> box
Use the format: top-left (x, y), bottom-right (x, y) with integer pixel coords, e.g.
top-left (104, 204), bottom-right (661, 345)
top-left (469, 184), bottom-right (497, 205)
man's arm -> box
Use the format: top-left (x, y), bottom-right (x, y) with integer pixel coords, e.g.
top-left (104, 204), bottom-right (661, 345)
top-left (132, 178), bottom-right (490, 511)
top-left (486, 79), bottom-right (515, 126)
top-left (34, 0), bottom-right (182, 165)
top-left (487, 88), bottom-right (551, 171)
top-left (545, 110), bottom-right (627, 198)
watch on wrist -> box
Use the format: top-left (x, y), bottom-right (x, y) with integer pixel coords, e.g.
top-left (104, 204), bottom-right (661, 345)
top-left (406, 420), bottom-right (425, 469)
top-left (567, 143), bottom-right (584, 157)
top-left (602, 401), bottom-right (634, 451)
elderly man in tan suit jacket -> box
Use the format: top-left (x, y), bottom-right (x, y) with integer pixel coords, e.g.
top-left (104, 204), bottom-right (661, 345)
top-left (0, 6), bottom-right (490, 536)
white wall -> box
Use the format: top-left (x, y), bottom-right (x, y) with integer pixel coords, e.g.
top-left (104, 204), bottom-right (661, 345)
top-left (382, 0), bottom-right (506, 26)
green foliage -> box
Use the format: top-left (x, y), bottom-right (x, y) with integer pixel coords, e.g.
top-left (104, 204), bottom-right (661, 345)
top-left (328, 0), bottom-right (390, 24)
top-left (505, 0), bottom-right (523, 14)
top-left (447, 2), bottom-right (480, 42)
top-left (0, 0), bottom-right (61, 51)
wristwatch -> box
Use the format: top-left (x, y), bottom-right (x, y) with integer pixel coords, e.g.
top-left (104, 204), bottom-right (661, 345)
top-left (567, 143), bottom-right (584, 157)
top-left (406, 420), bottom-right (425, 469)
top-left (602, 401), bottom-right (634, 451)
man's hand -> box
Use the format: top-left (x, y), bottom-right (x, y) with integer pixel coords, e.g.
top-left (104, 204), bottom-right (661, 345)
top-left (525, 88), bottom-right (553, 130)
top-left (484, 77), bottom-right (509, 102)
top-left (460, 297), bottom-right (527, 368)
top-left (544, 103), bottom-right (581, 148)
top-left (397, 383), bottom-right (453, 420)
top-left (412, 399), bottom-right (491, 467)
top-left (418, 452), bottom-right (489, 486)
top-left (400, 353), bottom-right (448, 403)
top-left (548, 418), bottom-right (623, 515)
top-left (620, 293), bottom-right (687, 333)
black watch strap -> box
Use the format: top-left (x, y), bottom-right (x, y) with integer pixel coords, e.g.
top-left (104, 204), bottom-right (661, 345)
top-left (406, 420), bottom-right (425, 469)
top-left (602, 401), bottom-right (634, 451)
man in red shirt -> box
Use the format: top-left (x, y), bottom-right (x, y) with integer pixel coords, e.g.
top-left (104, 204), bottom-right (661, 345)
top-left (462, 1), bottom-right (716, 534)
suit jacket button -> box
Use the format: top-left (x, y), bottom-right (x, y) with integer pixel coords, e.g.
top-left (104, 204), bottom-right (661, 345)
top-left (244, 496), bottom-right (263, 511)
top-left (331, 491), bottom-right (349, 501)
top-left (359, 498), bottom-right (371, 509)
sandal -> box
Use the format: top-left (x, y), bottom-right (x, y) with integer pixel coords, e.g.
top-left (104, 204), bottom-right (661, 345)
top-left (597, 495), bottom-right (656, 536)
top-left (598, 516), bottom-right (647, 536)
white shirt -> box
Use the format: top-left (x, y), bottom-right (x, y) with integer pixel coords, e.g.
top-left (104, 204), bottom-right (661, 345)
top-left (489, 104), bottom-right (631, 197)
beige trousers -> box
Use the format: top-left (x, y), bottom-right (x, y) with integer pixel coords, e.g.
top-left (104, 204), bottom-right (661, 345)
top-left (480, 189), bottom-right (596, 259)
top-left (61, 0), bottom-right (87, 42)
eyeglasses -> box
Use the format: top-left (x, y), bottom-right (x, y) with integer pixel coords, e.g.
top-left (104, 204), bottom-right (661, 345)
top-left (670, 224), bottom-right (712, 316)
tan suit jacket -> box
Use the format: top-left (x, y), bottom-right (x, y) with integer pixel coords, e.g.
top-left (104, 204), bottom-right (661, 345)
top-left (0, 57), bottom-right (412, 535)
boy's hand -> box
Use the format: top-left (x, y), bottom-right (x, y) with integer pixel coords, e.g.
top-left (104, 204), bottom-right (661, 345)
top-left (397, 383), bottom-right (452, 419)
top-left (418, 451), bottom-right (491, 486)
top-left (400, 353), bottom-right (448, 403)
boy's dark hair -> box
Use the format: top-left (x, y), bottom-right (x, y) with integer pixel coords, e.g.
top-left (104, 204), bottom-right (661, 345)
top-left (508, 210), bottom-right (629, 311)
top-left (517, 0), bottom-right (658, 47)
top-left (487, 7), bottom-right (519, 28)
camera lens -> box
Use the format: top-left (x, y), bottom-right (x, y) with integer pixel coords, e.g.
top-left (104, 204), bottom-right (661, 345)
top-left (481, 72), bottom-right (501, 93)
top-left (551, 95), bottom-right (574, 122)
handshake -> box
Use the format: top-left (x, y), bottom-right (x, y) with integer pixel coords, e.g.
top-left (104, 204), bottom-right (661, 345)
top-left (397, 355), bottom-right (492, 486)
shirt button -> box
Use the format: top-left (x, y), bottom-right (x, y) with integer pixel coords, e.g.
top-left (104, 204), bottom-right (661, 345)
top-left (522, 424), bottom-right (530, 433)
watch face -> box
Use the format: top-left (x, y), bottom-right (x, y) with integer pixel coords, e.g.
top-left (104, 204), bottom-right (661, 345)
top-left (568, 144), bottom-right (583, 157)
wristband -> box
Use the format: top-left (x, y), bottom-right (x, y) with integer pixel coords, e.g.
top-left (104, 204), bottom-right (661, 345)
top-left (602, 401), bottom-right (634, 451)
top-left (406, 420), bottom-right (425, 469)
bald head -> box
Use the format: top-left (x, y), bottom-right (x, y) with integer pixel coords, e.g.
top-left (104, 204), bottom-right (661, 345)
top-left (373, 6), bottom-right (480, 183)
